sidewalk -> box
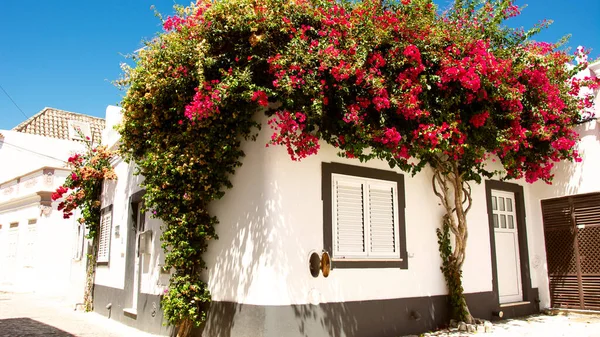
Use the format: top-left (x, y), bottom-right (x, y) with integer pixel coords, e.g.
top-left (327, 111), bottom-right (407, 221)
top-left (404, 312), bottom-right (600, 337)
top-left (0, 292), bottom-right (167, 337)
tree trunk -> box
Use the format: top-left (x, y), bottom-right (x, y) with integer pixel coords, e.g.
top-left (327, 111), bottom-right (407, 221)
top-left (177, 319), bottom-right (193, 337)
top-left (83, 238), bottom-right (98, 312)
top-left (432, 162), bottom-right (474, 324)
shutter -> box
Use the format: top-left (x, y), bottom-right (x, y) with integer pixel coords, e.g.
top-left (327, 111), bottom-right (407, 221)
top-left (97, 210), bottom-right (112, 263)
top-left (368, 182), bottom-right (398, 257)
top-left (333, 176), bottom-right (366, 257)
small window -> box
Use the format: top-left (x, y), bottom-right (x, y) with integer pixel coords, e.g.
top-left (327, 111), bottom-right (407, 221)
top-left (323, 163), bottom-right (408, 269)
top-left (68, 120), bottom-right (92, 141)
top-left (97, 206), bottom-right (113, 264)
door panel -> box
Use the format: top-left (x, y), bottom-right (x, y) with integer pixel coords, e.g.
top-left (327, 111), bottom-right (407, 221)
top-left (496, 232), bottom-right (521, 299)
top-left (492, 190), bottom-right (523, 304)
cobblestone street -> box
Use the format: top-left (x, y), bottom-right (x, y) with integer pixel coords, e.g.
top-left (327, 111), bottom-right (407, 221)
top-left (2, 291), bottom-right (600, 337)
top-left (0, 292), bottom-right (165, 337)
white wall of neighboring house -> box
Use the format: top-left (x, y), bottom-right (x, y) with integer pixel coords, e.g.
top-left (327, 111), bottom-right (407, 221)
top-left (0, 130), bottom-right (83, 183)
top-left (95, 158), bottom-right (136, 290)
top-left (95, 105), bottom-right (169, 296)
top-left (0, 168), bottom-right (86, 304)
top-left (96, 158), bottom-right (169, 295)
top-left (0, 129), bottom-right (88, 304)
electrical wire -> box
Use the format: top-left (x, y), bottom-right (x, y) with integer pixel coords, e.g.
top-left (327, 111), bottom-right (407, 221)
top-left (0, 140), bottom-right (68, 163)
top-left (0, 84), bottom-right (28, 119)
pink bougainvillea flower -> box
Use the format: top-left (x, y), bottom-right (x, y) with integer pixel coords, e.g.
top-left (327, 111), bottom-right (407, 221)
top-left (251, 90), bottom-right (269, 107)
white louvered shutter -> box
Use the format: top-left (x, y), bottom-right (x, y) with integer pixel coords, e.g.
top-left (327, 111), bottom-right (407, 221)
top-left (367, 182), bottom-right (399, 258)
top-left (333, 175), bottom-right (366, 257)
top-left (97, 211), bottom-right (112, 263)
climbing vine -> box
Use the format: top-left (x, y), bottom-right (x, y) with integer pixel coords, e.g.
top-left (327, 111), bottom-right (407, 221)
top-left (437, 217), bottom-right (469, 322)
top-left (117, 0), bottom-right (599, 332)
top-left (52, 139), bottom-right (116, 311)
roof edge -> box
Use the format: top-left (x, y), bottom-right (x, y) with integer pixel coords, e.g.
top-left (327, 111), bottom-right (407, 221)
top-left (12, 107), bottom-right (105, 131)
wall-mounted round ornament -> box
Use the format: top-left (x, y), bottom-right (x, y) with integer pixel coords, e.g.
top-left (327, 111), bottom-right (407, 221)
top-left (309, 252), bottom-right (321, 278)
top-left (321, 251), bottom-right (331, 278)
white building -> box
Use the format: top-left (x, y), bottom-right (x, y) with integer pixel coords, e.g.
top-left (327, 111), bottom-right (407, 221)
top-left (91, 62), bottom-right (600, 337)
top-left (0, 107), bottom-right (105, 306)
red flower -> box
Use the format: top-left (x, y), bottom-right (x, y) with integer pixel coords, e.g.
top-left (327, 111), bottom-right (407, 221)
top-left (470, 111), bottom-right (489, 128)
top-left (403, 45), bottom-right (421, 64)
top-left (251, 91), bottom-right (269, 107)
top-left (67, 154), bottom-right (82, 164)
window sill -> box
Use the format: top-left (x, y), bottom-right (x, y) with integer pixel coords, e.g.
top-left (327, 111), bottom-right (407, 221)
top-left (332, 258), bottom-right (406, 269)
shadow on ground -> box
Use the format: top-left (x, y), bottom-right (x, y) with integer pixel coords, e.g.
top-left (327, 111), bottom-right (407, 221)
top-left (0, 317), bottom-right (76, 337)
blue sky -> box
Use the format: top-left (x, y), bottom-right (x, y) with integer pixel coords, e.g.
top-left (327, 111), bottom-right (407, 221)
top-left (1, 0), bottom-right (598, 130)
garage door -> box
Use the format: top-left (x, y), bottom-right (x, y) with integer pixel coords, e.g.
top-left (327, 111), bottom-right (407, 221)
top-left (542, 193), bottom-right (600, 310)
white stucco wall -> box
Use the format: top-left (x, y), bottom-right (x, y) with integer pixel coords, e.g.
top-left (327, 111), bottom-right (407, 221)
top-left (204, 114), bottom-right (546, 307)
top-left (100, 102), bottom-right (595, 309)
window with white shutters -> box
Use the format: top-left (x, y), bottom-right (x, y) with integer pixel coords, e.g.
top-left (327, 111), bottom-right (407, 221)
top-left (323, 162), bottom-right (408, 269)
top-left (97, 206), bottom-right (113, 264)
top-left (333, 174), bottom-right (400, 260)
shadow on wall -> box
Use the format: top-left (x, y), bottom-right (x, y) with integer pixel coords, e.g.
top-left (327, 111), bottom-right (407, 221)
top-left (0, 317), bottom-right (76, 336)
top-left (200, 162), bottom-right (301, 337)
top-left (291, 297), bottom-right (450, 337)
top-left (192, 134), bottom-right (450, 337)
top-left (292, 303), bottom-right (358, 337)
top-left (193, 137), bottom-right (346, 337)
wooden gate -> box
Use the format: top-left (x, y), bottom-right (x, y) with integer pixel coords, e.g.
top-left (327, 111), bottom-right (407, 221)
top-left (542, 193), bottom-right (600, 310)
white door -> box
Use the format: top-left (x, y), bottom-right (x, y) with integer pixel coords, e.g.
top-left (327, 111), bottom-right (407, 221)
top-left (491, 190), bottom-right (523, 304)
top-left (131, 201), bottom-right (145, 312)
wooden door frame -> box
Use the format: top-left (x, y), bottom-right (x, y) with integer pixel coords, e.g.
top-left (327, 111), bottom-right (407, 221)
top-left (485, 180), bottom-right (536, 307)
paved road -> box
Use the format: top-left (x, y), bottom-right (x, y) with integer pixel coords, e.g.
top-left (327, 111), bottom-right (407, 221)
top-left (4, 291), bottom-right (600, 337)
top-left (0, 292), bottom-right (166, 337)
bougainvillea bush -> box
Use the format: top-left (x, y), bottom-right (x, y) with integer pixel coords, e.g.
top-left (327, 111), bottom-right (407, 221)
top-left (117, 0), bottom-right (599, 332)
top-left (52, 141), bottom-right (116, 311)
